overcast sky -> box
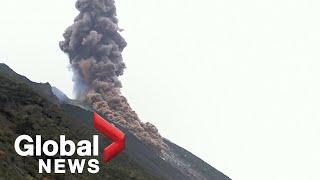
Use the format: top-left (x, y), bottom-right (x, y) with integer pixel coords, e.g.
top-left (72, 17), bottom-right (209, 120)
top-left (1, 0), bottom-right (320, 180)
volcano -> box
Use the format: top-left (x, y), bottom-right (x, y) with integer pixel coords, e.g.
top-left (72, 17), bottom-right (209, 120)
top-left (0, 63), bottom-right (231, 179)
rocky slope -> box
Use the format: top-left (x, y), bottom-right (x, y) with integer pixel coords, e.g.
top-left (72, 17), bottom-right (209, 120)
top-left (0, 64), bottom-right (231, 180)
top-left (0, 71), bottom-right (157, 180)
top-left (0, 63), bottom-right (59, 105)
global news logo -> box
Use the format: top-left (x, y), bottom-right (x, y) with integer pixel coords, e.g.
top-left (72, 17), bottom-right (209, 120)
top-left (13, 113), bottom-right (125, 174)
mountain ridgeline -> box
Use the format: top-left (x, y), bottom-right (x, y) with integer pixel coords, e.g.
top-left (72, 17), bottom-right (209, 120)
top-left (0, 63), bottom-right (231, 179)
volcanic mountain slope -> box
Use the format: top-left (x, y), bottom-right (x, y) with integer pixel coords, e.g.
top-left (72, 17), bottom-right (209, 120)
top-left (62, 104), bottom-right (231, 180)
top-left (0, 64), bottom-right (231, 180)
top-left (0, 68), bottom-right (158, 180)
top-left (0, 63), bottom-right (59, 105)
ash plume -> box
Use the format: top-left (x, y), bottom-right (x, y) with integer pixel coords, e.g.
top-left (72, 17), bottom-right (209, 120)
top-left (59, 0), bottom-right (168, 150)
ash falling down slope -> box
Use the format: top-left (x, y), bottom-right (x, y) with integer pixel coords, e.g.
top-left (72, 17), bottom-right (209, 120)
top-left (58, 0), bottom-right (231, 179)
top-left (59, 0), bottom-right (167, 151)
top-left (0, 63), bottom-right (231, 180)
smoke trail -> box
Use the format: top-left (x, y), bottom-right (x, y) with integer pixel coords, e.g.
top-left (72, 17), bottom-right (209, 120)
top-left (59, 0), bottom-right (168, 150)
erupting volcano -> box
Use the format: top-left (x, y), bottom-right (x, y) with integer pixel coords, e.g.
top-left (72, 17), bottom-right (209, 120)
top-left (59, 0), bottom-right (168, 150)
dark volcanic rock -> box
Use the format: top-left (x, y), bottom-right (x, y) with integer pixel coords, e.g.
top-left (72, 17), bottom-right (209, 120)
top-left (0, 63), bottom-right (59, 105)
top-left (0, 73), bottom-right (158, 179)
top-left (0, 64), bottom-right (232, 180)
top-left (52, 86), bottom-right (69, 102)
top-left (63, 104), bottom-right (232, 180)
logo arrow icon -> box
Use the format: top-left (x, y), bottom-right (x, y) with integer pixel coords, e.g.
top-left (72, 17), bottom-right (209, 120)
top-left (93, 112), bottom-right (125, 163)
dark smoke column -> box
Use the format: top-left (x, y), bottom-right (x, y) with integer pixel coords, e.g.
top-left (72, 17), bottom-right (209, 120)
top-left (59, 0), bottom-right (168, 150)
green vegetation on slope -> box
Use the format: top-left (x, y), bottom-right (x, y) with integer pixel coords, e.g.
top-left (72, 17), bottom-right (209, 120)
top-left (0, 73), bottom-right (158, 180)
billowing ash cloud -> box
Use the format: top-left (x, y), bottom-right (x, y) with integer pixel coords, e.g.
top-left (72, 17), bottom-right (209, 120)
top-left (59, 0), bottom-right (168, 150)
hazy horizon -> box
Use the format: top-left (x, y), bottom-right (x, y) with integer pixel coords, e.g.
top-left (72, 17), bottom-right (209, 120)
top-left (1, 0), bottom-right (320, 179)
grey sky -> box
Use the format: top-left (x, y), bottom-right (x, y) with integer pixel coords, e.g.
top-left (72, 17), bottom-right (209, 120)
top-left (1, 0), bottom-right (320, 179)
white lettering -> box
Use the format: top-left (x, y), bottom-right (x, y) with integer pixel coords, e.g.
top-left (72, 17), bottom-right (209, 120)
top-left (14, 135), bottom-right (34, 156)
top-left (60, 135), bottom-right (76, 156)
top-left (87, 159), bottom-right (100, 174)
top-left (39, 159), bottom-right (51, 173)
top-left (55, 159), bottom-right (66, 173)
top-left (43, 140), bottom-right (59, 156)
top-left (68, 159), bottom-right (86, 173)
top-left (77, 140), bottom-right (91, 156)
